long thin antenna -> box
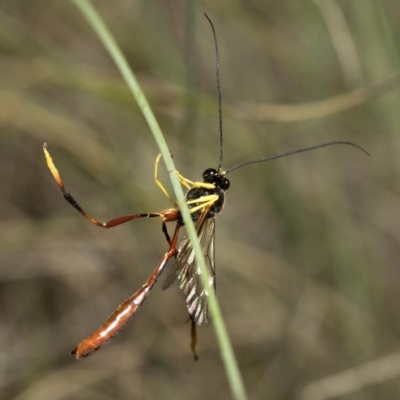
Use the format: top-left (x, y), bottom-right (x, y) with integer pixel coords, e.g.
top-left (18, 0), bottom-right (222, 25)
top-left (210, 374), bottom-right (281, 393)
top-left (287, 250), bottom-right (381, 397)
top-left (225, 141), bottom-right (370, 174)
top-left (204, 13), bottom-right (224, 171)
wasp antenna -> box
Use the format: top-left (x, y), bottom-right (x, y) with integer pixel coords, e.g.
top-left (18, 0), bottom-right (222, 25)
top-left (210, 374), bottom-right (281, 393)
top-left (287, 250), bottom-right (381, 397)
top-left (204, 13), bottom-right (224, 172)
top-left (225, 141), bottom-right (370, 174)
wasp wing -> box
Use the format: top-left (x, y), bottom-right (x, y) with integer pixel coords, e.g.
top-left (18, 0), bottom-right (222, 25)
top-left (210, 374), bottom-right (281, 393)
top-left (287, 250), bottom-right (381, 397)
top-left (162, 215), bottom-right (216, 325)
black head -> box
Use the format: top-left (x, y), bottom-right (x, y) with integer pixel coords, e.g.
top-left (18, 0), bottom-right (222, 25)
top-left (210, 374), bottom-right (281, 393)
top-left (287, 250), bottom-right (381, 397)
top-left (202, 168), bottom-right (230, 191)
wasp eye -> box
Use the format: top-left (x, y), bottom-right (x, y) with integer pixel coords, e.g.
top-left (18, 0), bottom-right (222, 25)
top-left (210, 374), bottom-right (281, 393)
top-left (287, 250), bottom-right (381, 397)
top-left (202, 168), bottom-right (217, 183)
top-left (220, 177), bottom-right (230, 190)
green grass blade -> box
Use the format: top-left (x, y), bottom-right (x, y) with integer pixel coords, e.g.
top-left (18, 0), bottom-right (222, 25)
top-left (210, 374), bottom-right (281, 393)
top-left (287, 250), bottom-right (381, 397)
top-left (71, 1), bottom-right (248, 399)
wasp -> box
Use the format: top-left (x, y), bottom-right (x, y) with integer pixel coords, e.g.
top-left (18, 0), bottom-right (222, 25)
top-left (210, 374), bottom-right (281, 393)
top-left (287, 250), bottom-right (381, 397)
top-left (43, 14), bottom-right (369, 360)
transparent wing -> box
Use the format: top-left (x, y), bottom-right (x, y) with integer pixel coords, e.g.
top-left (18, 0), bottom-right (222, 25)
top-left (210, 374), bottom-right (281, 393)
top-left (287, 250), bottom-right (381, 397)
top-left (162, 215), bottom-right (216, 325)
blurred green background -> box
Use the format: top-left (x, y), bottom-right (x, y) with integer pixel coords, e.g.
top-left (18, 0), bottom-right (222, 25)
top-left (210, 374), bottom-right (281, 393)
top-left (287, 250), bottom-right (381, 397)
top-left (1, 1), bottom-right (400, 399)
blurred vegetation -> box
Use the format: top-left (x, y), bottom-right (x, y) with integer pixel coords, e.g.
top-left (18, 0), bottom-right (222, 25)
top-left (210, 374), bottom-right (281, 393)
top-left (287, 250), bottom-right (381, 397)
top-left (1, 1), bottom-right (400, 399)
